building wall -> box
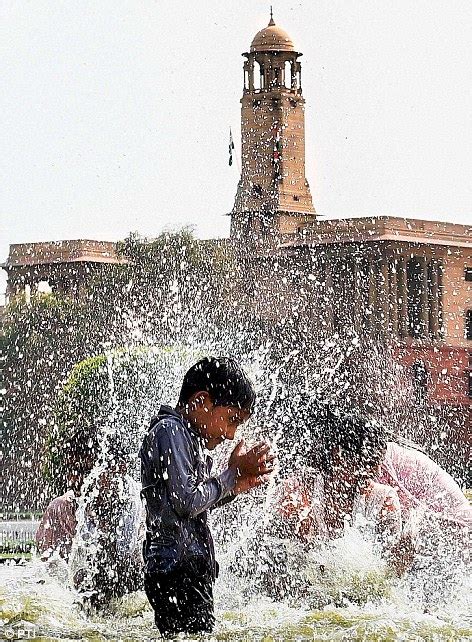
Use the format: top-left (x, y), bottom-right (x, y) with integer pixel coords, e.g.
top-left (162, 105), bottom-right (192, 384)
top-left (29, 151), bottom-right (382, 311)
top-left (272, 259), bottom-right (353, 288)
top-left (243, 235), bottom-right (472, 408)
top-left (397, 345), bottom-right (471, 405)
top-left (442, 247), bottom-right (472, 348)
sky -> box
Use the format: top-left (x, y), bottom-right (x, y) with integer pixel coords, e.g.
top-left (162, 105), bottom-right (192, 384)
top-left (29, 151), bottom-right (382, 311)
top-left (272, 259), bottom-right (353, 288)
top-left (1, 0), bottom-right (471, 296)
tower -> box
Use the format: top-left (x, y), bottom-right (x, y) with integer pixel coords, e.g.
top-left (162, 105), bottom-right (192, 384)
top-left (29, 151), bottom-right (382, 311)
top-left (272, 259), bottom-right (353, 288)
top-left (231, 12), bottom-right (316, 242)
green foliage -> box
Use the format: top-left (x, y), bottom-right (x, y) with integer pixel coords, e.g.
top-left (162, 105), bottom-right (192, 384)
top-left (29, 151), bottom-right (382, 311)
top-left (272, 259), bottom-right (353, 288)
top-left (46, 344), bottom-right (203, 495)
top-left (0, 293), bottom-right (103, 510)
top-left (59, 354), bottom-right (109, 429)
top-left (45, 354), bottom-right (108, 494)
top-left (114, 228), bottom-right (241, 328)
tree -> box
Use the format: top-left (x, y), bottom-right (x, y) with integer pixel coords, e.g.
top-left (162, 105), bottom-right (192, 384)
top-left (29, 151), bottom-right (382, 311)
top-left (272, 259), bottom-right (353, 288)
top-left (0, 293), bottom-right (103, 510)
top-left (46, 345), bottom-right (203, 496)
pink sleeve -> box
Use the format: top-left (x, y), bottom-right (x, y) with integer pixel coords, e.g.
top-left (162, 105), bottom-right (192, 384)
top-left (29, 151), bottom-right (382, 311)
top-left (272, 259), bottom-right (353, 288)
top-left (35, 495), bottom-right (77, 559)
top-left (377, 443), bottom-right (471, 528)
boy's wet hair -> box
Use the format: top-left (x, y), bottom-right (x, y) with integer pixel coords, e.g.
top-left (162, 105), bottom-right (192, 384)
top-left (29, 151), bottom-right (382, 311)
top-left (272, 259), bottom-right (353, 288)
top-left (178, 357), bottom-right (256, 412)
top-left (312, 406), bottom-right (387, 475)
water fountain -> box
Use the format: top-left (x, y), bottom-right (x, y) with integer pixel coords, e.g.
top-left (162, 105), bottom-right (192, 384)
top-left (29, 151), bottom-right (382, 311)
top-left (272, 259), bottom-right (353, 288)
top-left (0, 311), bottom-right (470, 640)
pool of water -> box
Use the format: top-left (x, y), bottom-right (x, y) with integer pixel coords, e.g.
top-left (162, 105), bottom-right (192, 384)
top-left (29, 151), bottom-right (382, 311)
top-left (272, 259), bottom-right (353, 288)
top-left (1, 552), bottom-right (470, 642)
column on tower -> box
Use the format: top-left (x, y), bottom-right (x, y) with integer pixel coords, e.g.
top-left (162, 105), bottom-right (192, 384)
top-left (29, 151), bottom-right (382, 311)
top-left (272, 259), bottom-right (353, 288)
top-left (397, 256), bottom-right (408, 338)
top-left (290, 61), bottom-right (297, 90)
top-left (389, 256), bottom-right (399, 337)
top-left (243, 56), bottom-right (255, 92)
top-left (419, 256), bottom-right (429, 337)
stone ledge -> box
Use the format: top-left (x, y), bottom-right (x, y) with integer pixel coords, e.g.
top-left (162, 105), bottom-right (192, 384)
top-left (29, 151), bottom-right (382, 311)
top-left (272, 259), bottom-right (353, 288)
top-left (283, 216), bottom-right (472, 249)
top-left (3, 240), bottom-right (127, 268)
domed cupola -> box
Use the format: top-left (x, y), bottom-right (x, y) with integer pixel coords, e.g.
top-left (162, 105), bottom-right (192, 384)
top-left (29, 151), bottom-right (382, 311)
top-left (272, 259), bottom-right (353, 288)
top-left (242, 10), bottom-right (303, 94)
top-left (250, 14), bottom-right (295, 53)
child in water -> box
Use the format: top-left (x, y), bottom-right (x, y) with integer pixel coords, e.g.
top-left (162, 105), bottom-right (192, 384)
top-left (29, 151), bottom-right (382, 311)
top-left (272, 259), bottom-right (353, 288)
top-left (139, 357), bottom-right (276, 637)
top-left (278, 409), bottom-right (412, 574)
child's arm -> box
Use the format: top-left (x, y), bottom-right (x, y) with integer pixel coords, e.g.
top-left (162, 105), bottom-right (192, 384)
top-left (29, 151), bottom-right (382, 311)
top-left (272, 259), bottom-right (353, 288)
top-left (378, 490), bottom-right (402, 545)
top-left (377, 489), bottom-right (416, 576)
top-left (275, 477), bottom-right (321, 541)
top-left (151, 425), bottom-right (273, 519)
top-left (387, 532), bottom-right (416, 576)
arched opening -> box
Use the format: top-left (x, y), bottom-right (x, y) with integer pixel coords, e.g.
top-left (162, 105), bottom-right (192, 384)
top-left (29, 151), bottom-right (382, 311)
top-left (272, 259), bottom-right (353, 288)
top-left (37, 280), bottom-right (52, 295)
top-left (254, 61), bottom-right (262, 91)
top-left (285, 61), bottom-right (291, 89)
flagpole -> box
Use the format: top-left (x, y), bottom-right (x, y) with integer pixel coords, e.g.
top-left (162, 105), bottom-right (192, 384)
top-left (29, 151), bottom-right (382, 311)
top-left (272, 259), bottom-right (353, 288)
top-left (229, 126), bottom-right (241, 175)
top-left (234, 136), bottom-right (241, 174)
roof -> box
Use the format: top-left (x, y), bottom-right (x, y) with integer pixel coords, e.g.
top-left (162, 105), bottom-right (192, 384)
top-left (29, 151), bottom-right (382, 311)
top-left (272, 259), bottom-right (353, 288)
top-left (2, 240), bottom-right (127, 268)
top-left (250, 18), bottom-right (295, 53)
top-left (281, 216), bottom-right (472, 249)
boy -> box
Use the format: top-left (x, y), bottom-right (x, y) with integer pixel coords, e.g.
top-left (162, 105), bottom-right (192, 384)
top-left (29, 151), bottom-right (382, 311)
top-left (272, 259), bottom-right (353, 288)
top-left (139, 357), bottom-right (275, 636)
top-left (36, 433), bottom-right (97, 560)
top-left (71, 442), bottom-right (145, 608)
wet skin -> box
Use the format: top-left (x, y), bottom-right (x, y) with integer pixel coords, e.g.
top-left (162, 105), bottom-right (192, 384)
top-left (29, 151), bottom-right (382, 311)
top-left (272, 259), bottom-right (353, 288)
top-left (180, 391), bottom-right (276, 493)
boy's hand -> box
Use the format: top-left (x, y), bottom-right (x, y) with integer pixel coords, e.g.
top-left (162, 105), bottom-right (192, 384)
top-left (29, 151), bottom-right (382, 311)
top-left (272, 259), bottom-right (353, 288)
top-left (233, 473), bottom-right (271, 495)
top-left (228, 439), bottom-right (276, 494)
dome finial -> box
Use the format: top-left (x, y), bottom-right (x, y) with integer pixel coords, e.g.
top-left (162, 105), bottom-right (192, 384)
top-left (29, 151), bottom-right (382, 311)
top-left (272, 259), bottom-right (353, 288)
top-left (268, 6), bottom-right (275, 26)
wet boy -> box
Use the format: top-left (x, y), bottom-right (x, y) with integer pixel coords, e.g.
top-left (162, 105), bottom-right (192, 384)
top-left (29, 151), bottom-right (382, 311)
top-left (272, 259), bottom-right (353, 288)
top-left (139, 357), bottom-right (275, 637)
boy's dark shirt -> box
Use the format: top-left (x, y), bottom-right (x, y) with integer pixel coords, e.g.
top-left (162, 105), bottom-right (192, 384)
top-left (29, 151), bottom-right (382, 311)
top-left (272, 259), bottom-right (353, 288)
top-left (139, 405), bottom-right (236, 577)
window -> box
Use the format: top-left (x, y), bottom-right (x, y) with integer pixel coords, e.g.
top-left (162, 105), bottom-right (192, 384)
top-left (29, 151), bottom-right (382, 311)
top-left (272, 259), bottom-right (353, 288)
top-left (252, 183), bottom-right (263, 197)
top-left (412, 360), bottom-right (428, 404)
top-left (466, 310), bottom-right (472, 340)
top-left (407, 258), bottom-right (424, 337)
top-left (465, 268), bottom-right (472, 282)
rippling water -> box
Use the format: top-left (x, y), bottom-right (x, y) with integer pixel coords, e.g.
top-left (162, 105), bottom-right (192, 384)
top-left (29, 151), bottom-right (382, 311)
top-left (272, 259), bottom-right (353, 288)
top-left (1, 539), bottom-right (470, 642)
top-left (1, 344), bottom-right (470, 640)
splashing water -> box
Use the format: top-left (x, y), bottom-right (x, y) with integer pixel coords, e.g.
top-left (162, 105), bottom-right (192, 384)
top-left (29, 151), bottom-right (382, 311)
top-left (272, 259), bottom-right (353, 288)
top-left (1, 537), bottom-right (470, 641)
top-left (1, 326), bottom-right (470, 640)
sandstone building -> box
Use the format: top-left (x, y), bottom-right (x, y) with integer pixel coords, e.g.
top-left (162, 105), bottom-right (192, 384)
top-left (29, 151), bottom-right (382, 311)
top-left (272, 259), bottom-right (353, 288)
top-left (228, 15), bottom-right (471, 419)
top-left (2, 15), bottom-right (471, 426)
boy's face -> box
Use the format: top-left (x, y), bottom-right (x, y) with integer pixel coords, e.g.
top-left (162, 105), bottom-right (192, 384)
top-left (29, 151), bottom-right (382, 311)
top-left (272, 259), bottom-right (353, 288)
top-left (187, 392), bottom-right (251, 449)
top-left (328, 447), bottom-right (379, 487)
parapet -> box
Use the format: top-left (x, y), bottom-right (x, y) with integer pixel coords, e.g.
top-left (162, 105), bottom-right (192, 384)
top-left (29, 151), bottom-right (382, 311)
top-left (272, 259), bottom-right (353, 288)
top-left (282, 216), bottom-right (472, 250)
top-left (3, 239), bottom-right (127, 268)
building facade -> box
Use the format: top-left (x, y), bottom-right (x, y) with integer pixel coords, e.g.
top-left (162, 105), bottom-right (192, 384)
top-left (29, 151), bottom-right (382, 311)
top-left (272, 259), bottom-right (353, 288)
top-left (1, 240), bottom-right (126, 302)
top-left (2, 15), bottom-right (471, 423)
top-left (228, 16), bottom-right (472, 423)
